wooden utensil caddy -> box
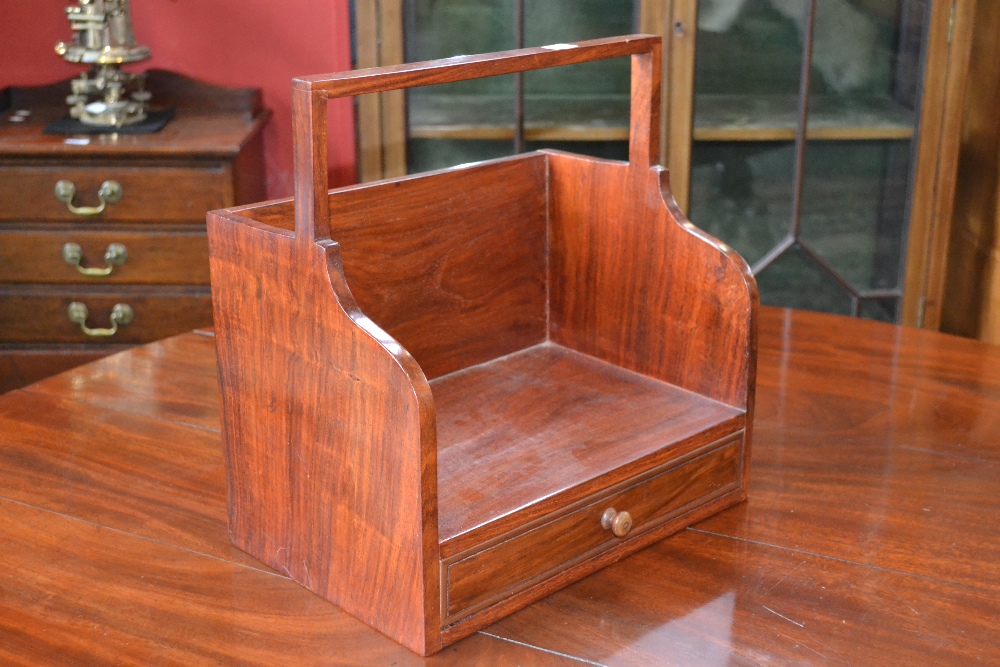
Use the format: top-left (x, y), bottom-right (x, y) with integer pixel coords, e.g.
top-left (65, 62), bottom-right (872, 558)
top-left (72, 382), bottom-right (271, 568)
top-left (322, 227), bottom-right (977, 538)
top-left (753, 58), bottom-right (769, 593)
top-left (207, 35), bottom-right (757, 656)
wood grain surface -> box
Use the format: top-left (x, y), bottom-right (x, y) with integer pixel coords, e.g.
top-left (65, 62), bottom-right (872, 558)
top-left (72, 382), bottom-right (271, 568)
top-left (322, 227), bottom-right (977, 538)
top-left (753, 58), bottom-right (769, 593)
top-left (0, 500), bottom-right (577, 667)
top-left (321, 156), bottom-right (547, 380)
top-left (433, 343), bottom-right (742, 548)
top-left (0, 347), bottom-right (121, 395)
top-left (208, 214), bottom-right (440, 654)
top-left (0, 386), bottom-right (255, 569)
top-left (23, 330), bottom-right (220, 431)
top-left (1, 307), bottom-right (998, 664)
top-left (942, 0), bottom-right (1000, 345)
top-left (548, 152), bottom-right (756, 409)
top-left (488, 525), bottom-right (1000, 666)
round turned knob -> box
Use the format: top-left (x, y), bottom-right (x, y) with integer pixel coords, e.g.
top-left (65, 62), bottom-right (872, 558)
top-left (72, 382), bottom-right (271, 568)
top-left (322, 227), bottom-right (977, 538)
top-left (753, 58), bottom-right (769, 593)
top-left (600, 508), bottom-right (633, 538)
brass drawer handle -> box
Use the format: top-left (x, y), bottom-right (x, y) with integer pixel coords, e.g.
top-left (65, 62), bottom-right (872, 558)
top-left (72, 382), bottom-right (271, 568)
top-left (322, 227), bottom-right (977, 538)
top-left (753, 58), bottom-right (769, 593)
top-left (67, 302), bottom-right (134, 337)
top-left (62, 242), bottom-right (128, 277)
top-left (53, 179), bottom-right (123, 216)
top-left (601, 508), bottom-right (633, 538)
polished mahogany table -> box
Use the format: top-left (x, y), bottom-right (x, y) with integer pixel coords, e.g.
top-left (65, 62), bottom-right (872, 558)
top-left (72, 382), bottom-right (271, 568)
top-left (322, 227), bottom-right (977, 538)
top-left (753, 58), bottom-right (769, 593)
top-left (1, 307), bottom-right (998, 665)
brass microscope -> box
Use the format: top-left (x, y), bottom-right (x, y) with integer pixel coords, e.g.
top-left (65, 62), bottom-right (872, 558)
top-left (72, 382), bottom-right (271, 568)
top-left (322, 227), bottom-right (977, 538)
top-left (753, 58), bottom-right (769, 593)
top-left (54, 0), bottom-right (152, 127)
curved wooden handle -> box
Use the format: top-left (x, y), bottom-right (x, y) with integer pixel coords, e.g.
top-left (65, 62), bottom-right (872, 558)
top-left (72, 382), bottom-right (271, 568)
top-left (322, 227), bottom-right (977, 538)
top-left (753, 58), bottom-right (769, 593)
top-left (291, 34), bottom-right (662, 244)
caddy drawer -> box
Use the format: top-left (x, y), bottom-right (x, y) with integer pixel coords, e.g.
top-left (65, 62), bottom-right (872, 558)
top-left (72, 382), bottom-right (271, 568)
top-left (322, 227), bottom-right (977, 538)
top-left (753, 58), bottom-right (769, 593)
top-left (443, 434), bottom-right (743, 620)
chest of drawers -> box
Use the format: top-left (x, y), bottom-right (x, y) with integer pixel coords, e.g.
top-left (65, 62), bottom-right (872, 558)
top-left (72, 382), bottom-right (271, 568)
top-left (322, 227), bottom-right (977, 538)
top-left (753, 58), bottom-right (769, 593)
top-left (0, 70), bottom-right (268, 393)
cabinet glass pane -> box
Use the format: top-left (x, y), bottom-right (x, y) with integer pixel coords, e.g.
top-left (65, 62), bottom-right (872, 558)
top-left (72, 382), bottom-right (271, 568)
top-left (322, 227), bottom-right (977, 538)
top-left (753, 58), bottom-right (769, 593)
top-left (407, 139), bottom-right (513, 173)
top-left (689, 141), bottom-right (796, 267)
top-left (408, 139), bottom-right (630, 174)
top-left (799, 140), bottom-right (911, 291)
top-left (688, 0), bottom-right (807, 268)
top-left (694, 0), bottom-right (805, 140)
top-left (405, 0), bottom-right (517, 173)
top-left (800, 0), bottom-right (926, 301)
top-left (756, 247), bottom-right (853, 315)
top-left (523, 0), bottom-right (633, 144)
top-left (690, 0), bottom-right (929, 321)
top-left (403, 0), bottom-right (634, 173)
top-left (859, 297), bottom-right (898, 322)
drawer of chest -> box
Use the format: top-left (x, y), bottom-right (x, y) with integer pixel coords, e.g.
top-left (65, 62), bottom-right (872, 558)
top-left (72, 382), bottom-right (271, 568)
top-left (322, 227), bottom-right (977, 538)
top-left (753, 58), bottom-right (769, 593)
top-left (442, 434), bottom-right (742, 622)
top-left (0, 290), bottom-right (212, 345)
top-left (0, 164), bottom-right (228, 223)
top-left (0, 229), bottom-right (209, 285)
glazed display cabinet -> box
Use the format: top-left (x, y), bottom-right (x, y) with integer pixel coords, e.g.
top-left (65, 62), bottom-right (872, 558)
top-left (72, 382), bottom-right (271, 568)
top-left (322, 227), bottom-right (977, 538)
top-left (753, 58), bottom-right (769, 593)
top-left (351, 0), bottom-right (972, 327)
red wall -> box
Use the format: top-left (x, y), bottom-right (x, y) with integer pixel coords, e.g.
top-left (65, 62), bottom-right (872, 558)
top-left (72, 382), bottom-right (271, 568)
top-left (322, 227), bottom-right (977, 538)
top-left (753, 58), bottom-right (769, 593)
top-left (0, 0), bottom-right (357, 198)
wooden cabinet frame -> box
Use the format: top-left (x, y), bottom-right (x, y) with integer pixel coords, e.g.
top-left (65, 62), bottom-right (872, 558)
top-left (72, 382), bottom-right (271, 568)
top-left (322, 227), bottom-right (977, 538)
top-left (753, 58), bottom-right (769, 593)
top-left (902, 0), bottom-right (975, 327)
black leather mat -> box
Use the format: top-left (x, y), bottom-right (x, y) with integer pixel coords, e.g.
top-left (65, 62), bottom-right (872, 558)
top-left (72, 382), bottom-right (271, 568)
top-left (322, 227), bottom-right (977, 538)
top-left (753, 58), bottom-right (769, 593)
top-left (43, 108), bottom-right (175, 135)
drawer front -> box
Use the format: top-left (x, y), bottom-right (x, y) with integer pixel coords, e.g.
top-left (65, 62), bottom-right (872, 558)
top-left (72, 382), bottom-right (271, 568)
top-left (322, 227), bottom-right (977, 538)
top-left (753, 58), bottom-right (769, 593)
top-left (0, 291), bottom-right (212, 345)
top-left (0, 165), bottom-right (228, 223)
top-left (444, 435), bottom-right (742, 620)
top-left (0, 229), bottom-right (209, 285)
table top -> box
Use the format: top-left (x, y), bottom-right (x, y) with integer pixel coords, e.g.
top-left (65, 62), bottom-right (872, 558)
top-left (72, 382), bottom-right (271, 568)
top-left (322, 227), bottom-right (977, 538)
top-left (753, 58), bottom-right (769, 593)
top-left (1, 307), bottom-right (998, 666)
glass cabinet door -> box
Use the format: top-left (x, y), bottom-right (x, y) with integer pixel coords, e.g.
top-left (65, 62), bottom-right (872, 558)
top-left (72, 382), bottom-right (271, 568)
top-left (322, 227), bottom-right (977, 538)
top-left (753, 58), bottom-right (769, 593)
top-left (401, 0), bottom-right (638, 173)
top-left (352, 0), bottom-right (954, 324)
top-left (687, 0), bottom-right (928, 321)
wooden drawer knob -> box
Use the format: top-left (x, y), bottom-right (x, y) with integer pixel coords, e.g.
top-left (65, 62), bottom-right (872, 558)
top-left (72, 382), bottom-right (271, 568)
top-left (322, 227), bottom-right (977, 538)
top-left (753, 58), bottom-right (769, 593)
top-left (601, 508), bottom-right (633, 538)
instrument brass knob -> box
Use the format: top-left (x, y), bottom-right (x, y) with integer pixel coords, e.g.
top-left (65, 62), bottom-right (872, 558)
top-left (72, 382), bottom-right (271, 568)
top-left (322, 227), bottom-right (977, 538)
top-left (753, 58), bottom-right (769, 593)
top-left (601, 507), bottom-right (633, 538)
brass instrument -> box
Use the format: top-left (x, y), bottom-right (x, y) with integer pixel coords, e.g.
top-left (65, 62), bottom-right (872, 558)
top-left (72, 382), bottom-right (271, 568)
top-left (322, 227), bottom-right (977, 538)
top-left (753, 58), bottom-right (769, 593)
top-left (54, 0), bottom-right (152, 127)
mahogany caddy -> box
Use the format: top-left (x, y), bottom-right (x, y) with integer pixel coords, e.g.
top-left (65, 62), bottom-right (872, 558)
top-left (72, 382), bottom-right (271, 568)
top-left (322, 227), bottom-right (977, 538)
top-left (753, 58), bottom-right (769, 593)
top-left (206, 34), bottom-right (758, 655)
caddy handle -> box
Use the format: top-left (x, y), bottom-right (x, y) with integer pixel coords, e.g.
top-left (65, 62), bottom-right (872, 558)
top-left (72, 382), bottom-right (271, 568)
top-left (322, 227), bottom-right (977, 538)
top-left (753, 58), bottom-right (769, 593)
top-left (291, 34), bottom-right (661, 244)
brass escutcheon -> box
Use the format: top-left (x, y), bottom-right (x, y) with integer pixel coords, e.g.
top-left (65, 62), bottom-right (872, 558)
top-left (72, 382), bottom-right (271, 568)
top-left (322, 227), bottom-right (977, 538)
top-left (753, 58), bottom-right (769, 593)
top-left (62, 242), bottom-right (128, 277)
top-left (54, 179), bottom-right (123, 216)
top-left (67, 301), bottom-right (134, 337)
